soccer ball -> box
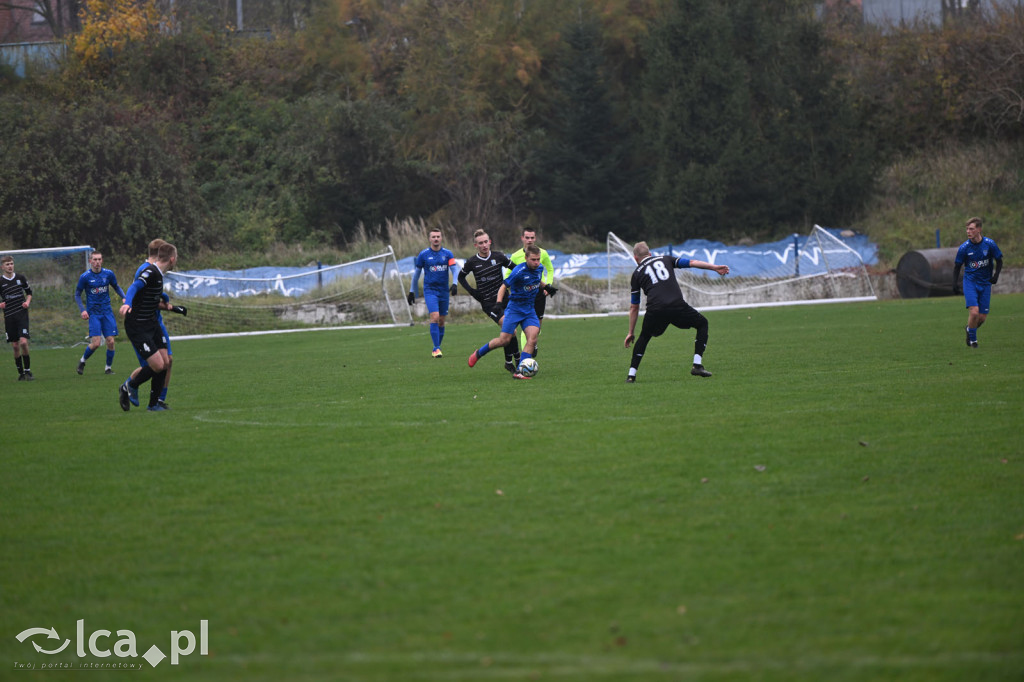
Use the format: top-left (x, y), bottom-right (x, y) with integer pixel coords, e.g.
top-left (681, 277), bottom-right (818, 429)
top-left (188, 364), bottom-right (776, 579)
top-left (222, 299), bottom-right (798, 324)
top-left (518, 358), bottom-right (538, 377)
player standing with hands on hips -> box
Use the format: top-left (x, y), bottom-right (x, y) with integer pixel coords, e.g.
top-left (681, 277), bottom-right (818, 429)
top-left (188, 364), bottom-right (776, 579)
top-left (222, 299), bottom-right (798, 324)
top-left (1, 254), bottom-right (34, 381)
top-left (624, 241), bottom-right (729, 383)
top-left (408, 228), bottom-right (461, 358)
top-left (75, 250), bottom-right (126, 375)
top-left (953, 216), bottom-right (1002, 349)
top-left (118, 242), bottom-right (177, 412)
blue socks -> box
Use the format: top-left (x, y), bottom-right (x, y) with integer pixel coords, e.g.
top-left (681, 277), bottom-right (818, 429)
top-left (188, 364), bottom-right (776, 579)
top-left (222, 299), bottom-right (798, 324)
top-left (429, 323), bottom-right (446, 350)
top-left (82, 346), bottom-right (96, 361)
top-left (967, 327), bottom-right (978, 342)
top-left (106, 349), bottom-right (115, 367)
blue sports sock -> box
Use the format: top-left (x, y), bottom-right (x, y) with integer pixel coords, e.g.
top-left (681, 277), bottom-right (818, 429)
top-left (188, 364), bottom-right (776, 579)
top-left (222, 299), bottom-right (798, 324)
top-left (438, 325), bottom-right (445, 346)
top-left (429, 323), bottom-right (440, 349)
top-left (106, 349), bottom-right (115, 366)
top-left (477, 343), bottom-right (492, 358)
top-left (82, 346), bottom-right (96, 360)
top-left (520, 351), bottom-right (533, 362)
top-left (968, 327), bottom-right (978, 342)
top-left (160, 386), bottom-right (168, 400)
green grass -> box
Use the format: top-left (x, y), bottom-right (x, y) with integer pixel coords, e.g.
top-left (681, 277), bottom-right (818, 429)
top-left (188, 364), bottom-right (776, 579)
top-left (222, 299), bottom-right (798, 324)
top-left (3, 295), bottom-right (1023, 681)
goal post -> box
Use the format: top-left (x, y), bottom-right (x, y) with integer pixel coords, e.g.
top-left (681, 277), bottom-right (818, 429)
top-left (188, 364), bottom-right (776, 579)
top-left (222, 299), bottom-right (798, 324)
top-left (0, 245), bottom-right (93, 349)
top-left (162, 247), bottom-right (413, 340)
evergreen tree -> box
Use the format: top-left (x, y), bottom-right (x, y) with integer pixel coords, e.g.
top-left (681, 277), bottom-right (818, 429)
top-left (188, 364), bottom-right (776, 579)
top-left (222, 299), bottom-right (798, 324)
top-left (638, 0), bottom-right (875, 239)
top-left (529, 17), bottom-right (642, 239)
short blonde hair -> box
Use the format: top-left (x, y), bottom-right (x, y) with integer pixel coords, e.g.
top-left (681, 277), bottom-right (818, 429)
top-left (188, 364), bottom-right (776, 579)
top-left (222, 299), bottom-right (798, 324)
top-left (632, 241), bottom-right (651, 259)
top-left (156, 242), bottom-right (177, 262)
top-left (148, 238), bottom-right (168, 257)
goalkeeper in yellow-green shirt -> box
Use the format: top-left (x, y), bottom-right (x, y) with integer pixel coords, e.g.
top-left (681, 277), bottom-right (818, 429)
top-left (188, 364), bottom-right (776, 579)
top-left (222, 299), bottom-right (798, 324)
top-left (507, 227), bottom-right (556, 357)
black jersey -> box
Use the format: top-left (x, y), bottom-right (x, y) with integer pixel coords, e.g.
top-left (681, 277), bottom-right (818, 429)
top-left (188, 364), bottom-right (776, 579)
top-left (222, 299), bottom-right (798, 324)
top-left (125, 263), bottom-right (165, 327)
top-left (630, 255), bottom-right (692, 310)
top-left (1, 272), bottom-right (32, 320)
top-left (459, 250), bottom-right (514, 304)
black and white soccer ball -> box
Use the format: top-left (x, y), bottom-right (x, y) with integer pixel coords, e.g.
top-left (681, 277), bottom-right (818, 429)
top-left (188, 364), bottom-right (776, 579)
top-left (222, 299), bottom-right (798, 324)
top-left (518, 358), bottom-right (538, 377)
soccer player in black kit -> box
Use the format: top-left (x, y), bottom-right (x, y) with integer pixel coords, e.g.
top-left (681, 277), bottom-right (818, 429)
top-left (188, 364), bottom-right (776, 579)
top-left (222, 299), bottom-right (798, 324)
top-left (458, 229), bottom-right (520, 373)
top-left (1, 254), bottom-right (34, 381)
top-left (624, 241), bottom-right (729, 383)
top-left (118, 242), bottom-right (177, 411)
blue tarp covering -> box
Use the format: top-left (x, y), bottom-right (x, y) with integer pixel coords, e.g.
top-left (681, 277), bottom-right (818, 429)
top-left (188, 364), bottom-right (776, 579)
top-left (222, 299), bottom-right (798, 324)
top-left (166, 228), bottom-right (877, 298)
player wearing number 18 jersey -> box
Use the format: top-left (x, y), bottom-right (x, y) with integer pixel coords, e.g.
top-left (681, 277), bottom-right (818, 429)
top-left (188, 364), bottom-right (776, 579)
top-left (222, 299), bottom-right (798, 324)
top-left (624, 241), bottom-right (729, 383)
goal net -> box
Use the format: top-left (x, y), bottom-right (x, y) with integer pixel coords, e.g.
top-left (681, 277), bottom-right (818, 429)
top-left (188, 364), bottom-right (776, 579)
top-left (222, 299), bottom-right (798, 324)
top-left (162, 247), bottom-right (412, 339)
top-left (0, 246), bottom-right (93, 349)
top-left (602, 225), bottom-right (876, 311)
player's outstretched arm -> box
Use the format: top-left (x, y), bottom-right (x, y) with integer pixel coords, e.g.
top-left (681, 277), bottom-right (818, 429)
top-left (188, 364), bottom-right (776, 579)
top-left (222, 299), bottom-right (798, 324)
top-left (688, 259), bottom-right (729, 276)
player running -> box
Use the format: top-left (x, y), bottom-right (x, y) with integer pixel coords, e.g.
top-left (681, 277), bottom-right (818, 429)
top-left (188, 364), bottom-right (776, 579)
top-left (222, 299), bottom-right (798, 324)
top-left (118, 242), bottom-right (177, 412)
top-left (457, 229), bottom-right (520, 373)
top-left (74, 250), bottom-right (127, 375)
top-left (507, 228), bottom-right (556, 357)
top-left (124, 239), bottom-right (185, 409)
top-left (468, 245), bottom-right (545, 380)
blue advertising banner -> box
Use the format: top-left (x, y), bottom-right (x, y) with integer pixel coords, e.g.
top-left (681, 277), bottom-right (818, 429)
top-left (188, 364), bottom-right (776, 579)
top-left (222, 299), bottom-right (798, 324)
top-left (166, 228), bottom-right (877, 298)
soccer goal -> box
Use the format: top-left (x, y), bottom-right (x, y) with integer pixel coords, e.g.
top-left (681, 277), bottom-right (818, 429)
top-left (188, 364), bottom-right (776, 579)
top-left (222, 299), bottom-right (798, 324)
top-left (162, 247), bottom-right (413, 340)
top-left (0, 245), bottom-right (93, 349)
top-left (605, 226), bottom-right (876, 310)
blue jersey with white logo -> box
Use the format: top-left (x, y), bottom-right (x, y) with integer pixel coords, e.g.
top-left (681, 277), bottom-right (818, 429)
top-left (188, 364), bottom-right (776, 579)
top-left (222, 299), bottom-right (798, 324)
top-left (955, 237), bottom-right (1002, 284)
top-left (414, 247), bottom-right (457, 291)
top-left (75, 268), bottom-right (125, 314)
top-left (503, 262), bottom-right (546, 308)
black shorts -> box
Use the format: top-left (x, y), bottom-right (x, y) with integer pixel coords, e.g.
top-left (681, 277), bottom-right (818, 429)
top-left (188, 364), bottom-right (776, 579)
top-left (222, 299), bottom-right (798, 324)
top-left (534, 290), bottom-right (547, 318)
top-left (125, 322), bottom-right (167, 361)
top-left (4, 311), bottom-right (29, 343)
top-left (482, 300), bottom-right (505, 325)
top-left (641, 306), bottom-right (705, 338)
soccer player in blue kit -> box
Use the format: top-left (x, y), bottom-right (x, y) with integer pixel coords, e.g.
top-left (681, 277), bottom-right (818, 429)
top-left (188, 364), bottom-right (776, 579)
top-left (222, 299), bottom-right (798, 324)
top-left (467, 244), bottom-right (547, 380)
top-left (75, 251), bottom-right (127, 375)
top-left (953, 216), bottom-right (1003, 348)
top-left (408, 228), bottom-right (461, 357)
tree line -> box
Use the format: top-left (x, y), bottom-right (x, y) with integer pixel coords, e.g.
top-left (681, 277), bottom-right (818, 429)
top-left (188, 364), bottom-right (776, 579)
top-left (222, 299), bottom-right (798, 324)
top-left (0, 0), bottom-right (1021, 256)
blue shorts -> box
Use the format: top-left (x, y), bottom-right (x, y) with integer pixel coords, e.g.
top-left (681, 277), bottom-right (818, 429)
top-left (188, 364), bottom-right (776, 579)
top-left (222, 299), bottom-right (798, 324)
top-left (423, 288), bottom-right (450, 316)
top-left (501, 304), bottom-right (540, 336)
top-left (87, 311), bottom-right (119, 338)
top-left (963, 279), bottom-right (992, 314)
top-left (134, 319), bottom-right (171, 367)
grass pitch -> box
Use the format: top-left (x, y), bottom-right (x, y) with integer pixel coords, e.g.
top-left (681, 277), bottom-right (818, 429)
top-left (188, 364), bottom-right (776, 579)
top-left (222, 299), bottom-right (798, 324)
top-left (3, 295), bottom-right (1022, 681)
